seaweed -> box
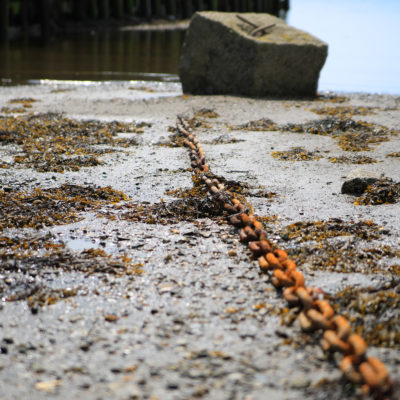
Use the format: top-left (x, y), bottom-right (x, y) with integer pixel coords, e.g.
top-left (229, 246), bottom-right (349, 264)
top-left (271, 147), bottom-right (321, 161)
top-left (332, 284), bottom-right (400, 348)
top-left (0, 184), bottom-right (128, 230)
top-left (354, 178), bottom-right (400, 205)
top-left (0, 113), bottom-right (149, 172)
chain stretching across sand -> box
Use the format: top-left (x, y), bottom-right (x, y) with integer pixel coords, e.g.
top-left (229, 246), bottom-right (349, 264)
top-left (174, 114), bottom-right (395, 400)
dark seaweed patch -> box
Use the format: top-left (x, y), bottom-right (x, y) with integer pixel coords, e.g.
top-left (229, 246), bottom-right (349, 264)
top-left (332, 284), bottom-right (400, 348)
top-left (354, 178), bottom-right (400, 205)
top-left (231, 116), bottom-right (397, 152)
top-left (281, 118), bottom-right (394, 152)
top-left (309, 105), bottom-right (377, 119)
top-left (0, 233), bottom-right (143, 278)
top-left (329, 155), bottom-right (379, 164)
top-left (0, 113), bottom-right (148, 172)
top-left (271, 147), bottom-right (321, 161)
top-left (230, 118), bottom-right (277, 131)
top-left (0, 184), bottom-right (128, 230)
top-left (278, 219), bottom-right (398, 273)
top-left (104, 197), bottom-right (225, 225)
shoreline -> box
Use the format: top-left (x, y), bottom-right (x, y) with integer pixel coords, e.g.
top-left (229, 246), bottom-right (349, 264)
top-left (2, 78), bottom-right (400, 97)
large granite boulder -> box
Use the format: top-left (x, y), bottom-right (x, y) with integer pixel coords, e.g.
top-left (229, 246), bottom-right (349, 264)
top-left (179, 12), bottom-right (328, 97)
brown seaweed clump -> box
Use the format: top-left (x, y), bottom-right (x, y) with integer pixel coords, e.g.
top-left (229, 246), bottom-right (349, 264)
top-left (277, 219), bottom-right (399, 274)
top-left (291, 242), bottom-right (399, 274)
top-left (230, 115), bottom-right (396, 152)
top-left (329, 155), bottom-right (379, 164)
top-left (103, 197), bottom-right (225, 225)
top-left (0, 234), bottom-right (142, 277)
top-left (279, 219), bottom-right (384, 243)
top-left (0, 233), bottom-right (143, 312)
top-left (386, 152), bottom-right (400, 158)
top-left (194, 108), bottom-right (220, 119)
top-left (280, 118), bottom-right (395, 152)
top-left (230, 118), bottom-right (277, 131)
top-left (0, 113), bottom-right (149, 172)
top-left (0, 97), bottom-right (37, 114)
top-left (317, 94), bottom-right (349, 103)
top-left (176, 108), bottom-right (219, 131)
top-left (271, 147), bottom-right (321, 161)
top-left (0, 184), bottom-right (128, 230)
top-left (354, 178), bottom-right (400, 205)
top-left (333, 285), bottom-right (400, 348)
top-left (309, 105), bottom-right (377, 119)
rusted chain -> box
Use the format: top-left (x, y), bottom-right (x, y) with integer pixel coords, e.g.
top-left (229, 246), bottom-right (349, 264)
top-left (174, 115), bottom-right (395, 400)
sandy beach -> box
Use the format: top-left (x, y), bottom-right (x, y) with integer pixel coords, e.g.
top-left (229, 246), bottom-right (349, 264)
top-left (0, 81), bottom-right (399, 399)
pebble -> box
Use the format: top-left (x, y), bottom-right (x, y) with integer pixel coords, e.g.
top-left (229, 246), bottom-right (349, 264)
top-left (69, 315), bottom-right (84, 323)
top-left (166, 381), bottom-right (180, 390)
top-left (289, 374), bottom-right (311, 389)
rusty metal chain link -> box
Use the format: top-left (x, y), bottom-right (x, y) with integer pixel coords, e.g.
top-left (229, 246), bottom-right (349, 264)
top-left (174, 115), bottom-right (395, 399)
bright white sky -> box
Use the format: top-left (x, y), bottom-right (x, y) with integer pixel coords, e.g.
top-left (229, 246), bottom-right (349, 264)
top-left (288, 0), bottom-right (400, 94)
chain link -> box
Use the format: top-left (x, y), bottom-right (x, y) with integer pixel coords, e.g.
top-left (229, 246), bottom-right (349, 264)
top-left (175, 115), bottom-right (395, 399)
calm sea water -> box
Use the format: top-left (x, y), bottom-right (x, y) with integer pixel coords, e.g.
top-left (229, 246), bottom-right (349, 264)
top-left (1, 1), bottom-right (399, 94)
top-left (0, 30), bottom-right (185, 84)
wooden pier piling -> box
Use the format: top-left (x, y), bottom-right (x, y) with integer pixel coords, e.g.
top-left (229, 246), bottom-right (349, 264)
top-left (0, 0), bottom-right (9, 41)
top-left (2, 0), bottom-right (289, 40)
top-left (99, 0), bottom-right (110, 19)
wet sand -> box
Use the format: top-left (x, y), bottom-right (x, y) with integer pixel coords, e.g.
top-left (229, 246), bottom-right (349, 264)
top-left (0, 81), bottom-right (399, 400)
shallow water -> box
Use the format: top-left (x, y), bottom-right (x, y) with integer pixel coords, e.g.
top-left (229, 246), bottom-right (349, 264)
top-left (1, 1), bottom-right (399, 94)
top-left (0, 29), bottom-right (185, 84)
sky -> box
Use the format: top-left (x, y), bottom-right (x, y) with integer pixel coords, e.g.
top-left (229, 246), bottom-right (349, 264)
top-left (288, 0), bottom-right (400, 94)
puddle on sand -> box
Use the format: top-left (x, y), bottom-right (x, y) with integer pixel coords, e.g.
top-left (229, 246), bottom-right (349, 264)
top-left (64, 236), bottom-right (121, 254)
top-left (66, 238), bottom-right (100, 251)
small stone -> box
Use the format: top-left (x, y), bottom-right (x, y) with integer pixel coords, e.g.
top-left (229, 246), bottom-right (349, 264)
top-left (289, 374), bottom-right (310, 389)
top-left (192, 385), bottom-right (209, 397)
top-left (105, 314), bottom-right (119, 322)
top-left (228, 249), bottom-right (237, 257)
top-left (166, 381), bottom-right (179, 390)
top-left (199, 231), bottom-right (211, 238)
top-left (250, 355), bottom-right (272, 371)
top-left (108, 381), bottom-right (141, 399)
top-left (227, 372), bottom-right (243, 382)
top-left (176, 338), bottom-right (187, 346)
top-left (35, 380), bottom-right (62, 392)
top-left (341, 169), bottom-right (379, 195)
top-left (158, 283), bottom-right (175, 293)
top-left (69, 315), bottom-right (83, 323)
top-left (187, 368), bottom-right (206, 379)
top-left (32, 363), bottom-right (46, 373)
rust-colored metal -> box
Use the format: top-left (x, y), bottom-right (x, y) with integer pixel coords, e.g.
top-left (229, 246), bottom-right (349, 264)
top-left (174, 115), bottom-right (395, 399)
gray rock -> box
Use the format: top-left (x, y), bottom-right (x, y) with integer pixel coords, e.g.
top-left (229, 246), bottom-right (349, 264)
top-left (179, 12), bottom-right (328, 97)
top-left (341, 169), bottom-right (380, 195)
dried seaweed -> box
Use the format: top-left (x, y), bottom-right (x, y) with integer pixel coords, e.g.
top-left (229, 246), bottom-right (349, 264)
top-left (0, 184), bottom-right (128, 230)
top-left (0, 113), bottom-right (149, 172)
